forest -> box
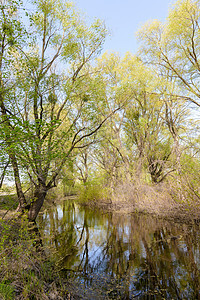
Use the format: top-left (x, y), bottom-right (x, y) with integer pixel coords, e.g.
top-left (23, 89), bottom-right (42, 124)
top-left (0, 0), bottom-right (200, 221)
top-left (0, 0), bottom-right (200, 298)
top-left (1, 0), bottom-right (200, 220)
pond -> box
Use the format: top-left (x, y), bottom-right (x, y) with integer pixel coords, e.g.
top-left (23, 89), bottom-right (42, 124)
top-left (38, 199), bottom-right (200, 299)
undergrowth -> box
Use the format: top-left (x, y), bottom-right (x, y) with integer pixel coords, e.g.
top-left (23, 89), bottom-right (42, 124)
top-left (0, 215), bottom-right (69, 300)
top-left (78, 179), bottom-right (110, 203)
top-left (0, 194), bottom-right (18, 211)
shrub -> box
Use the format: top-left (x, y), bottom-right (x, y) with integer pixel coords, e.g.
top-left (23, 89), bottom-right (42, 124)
top-left (78, 179), bottom-right (110, 203)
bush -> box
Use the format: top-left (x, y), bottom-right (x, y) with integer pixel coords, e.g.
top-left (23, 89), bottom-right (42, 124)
top-left (78, 179), bottom-right (110, 203)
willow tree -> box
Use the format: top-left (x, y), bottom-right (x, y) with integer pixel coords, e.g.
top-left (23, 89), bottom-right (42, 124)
top-left (84, 52), bottom-right (175, 184)
top-left (0, 0), bottom-right (109, 221)
top-left (118, 53), bottom-right (175, 182)
top-left (136, 0), bottom-right (200, 178)
top-left (137, 0), bottom-right (200, 107)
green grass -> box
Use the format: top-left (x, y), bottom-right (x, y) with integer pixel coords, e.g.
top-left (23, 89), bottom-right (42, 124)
top-left (0, 194), bottom-right (18, 211)
top-left (0, 283), bottom-right (14, 300)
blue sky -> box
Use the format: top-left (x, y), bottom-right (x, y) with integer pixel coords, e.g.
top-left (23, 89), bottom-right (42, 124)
top-left (75, 0), bottom-right (174, 55)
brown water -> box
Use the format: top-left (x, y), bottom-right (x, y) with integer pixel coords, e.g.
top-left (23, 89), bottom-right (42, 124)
top-left (38, 199), bottom-right (200, 299)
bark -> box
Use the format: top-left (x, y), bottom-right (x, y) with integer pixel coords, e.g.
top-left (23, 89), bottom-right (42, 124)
top-left (28, 184), bottom-right (47, 222)
top-left (0, 159), bottom-right (9, 189)
top-left (9, 153), bottom-right (27, 210)
top-left (0, 94), bottom-right (27, 210)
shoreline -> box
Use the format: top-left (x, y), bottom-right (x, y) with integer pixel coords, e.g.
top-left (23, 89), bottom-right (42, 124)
top-left (1, 192), bottom-right (200, 224)
top-left (79, 196), bottom-right (200, 224)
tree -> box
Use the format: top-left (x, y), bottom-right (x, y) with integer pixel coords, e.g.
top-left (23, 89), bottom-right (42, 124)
top-left (86, 52), bottom-right (133, 187)
top-left (137, 0), bottom-right (200, 108)
top-left (136, 0), bottom-right (200, 184)
top-left (0, 0), bottom-right (28, 207)
top-left (80, 52), bottom-right (174, 184)
top-left (0, 0), bottom-right (110, 221)
top-left (119, 54), bottom-right (174, 183)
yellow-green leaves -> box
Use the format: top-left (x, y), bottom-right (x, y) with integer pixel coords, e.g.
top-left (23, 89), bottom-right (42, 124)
top-left (137, 0), bottom-right (200, 106)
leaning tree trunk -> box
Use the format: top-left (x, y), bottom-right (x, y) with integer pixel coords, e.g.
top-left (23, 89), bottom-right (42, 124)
top-left (28, 184), bottom-right (48, 222)
top-left (10, 154), bottom-right (27, 210)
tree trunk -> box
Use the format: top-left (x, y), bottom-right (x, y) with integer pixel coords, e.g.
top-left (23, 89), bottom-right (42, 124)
top-left (10, 154), bottom-right (27, 209)
top-left (28, 184), bottom-right (47, 222)
top-left (0, 95), bottom-right (27, 210)
top-left (0, 159), bottom-right (9, 189)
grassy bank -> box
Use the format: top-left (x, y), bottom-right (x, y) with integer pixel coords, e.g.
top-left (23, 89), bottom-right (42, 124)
top-left (0, 218), bottom-right (70, 300)
top-left (0, 195), bottom-right (74, 300)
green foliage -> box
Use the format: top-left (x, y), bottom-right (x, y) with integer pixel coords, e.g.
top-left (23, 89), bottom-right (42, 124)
top-left (0, 0), bottom-right (200, 217)
top-left (137, 0), bottom-right (200, 106)
top-left (180, 153), bottom-right (200, 200)
top-left (0, 283), bottom-right (14, 300)
top-left (0, 0), bottom-right (109, 220)
top-left (78, 179), bottom-right (110, 203)
top-left (0, 194), bottom-right (18, 211)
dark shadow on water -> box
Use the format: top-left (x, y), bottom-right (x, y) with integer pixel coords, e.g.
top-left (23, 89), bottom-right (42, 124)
top-left (38, 199), bottom-right (200, 299)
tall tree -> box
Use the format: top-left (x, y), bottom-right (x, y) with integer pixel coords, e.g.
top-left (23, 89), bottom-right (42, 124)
top-left (0, 0), bottom-right (109, 221)
top-left (137, 0), bottom-right (200, 108)
top-left (92, 52), bottom-right (175, 183)
top-left (136, 0), bottom-right (199, 184)
top-left (0, 0), bottom-right (28, 207)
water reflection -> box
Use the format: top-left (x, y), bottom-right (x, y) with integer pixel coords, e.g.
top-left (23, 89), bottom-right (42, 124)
top-left (38, 200), bottom-right (200, 299)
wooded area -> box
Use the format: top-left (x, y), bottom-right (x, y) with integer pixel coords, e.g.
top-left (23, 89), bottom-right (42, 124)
top-left (1, 0), bottom-right (200, 221)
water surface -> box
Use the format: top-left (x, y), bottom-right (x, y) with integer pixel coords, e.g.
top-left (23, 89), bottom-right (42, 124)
top-left (38, 199), bottom-right (200, 299)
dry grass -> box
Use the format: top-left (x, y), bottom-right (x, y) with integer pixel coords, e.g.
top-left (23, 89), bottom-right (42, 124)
top-left (93, 178), bottom-right (200, 222)
top-left (0, 216), bottom-right (74, 300)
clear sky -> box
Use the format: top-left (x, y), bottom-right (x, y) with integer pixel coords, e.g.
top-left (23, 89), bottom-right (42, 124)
top-left (75, 0), bottom-right (175, 55)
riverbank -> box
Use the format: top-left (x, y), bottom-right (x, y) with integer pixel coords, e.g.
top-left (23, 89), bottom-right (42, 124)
top-left (0, 187), bottom-right (200, 299)
top-left (80, 181), bottom-right (200, 224)
top-left (37, 196), bottom-right (200, 299)
top-left (0, 195), bottom-right (75, 300)
top-left (1, 182), bottom-right (200, 225)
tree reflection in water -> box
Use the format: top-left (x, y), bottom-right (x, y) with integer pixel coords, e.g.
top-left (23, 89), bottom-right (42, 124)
top-left (38, 200), bottom-right (200, 299)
